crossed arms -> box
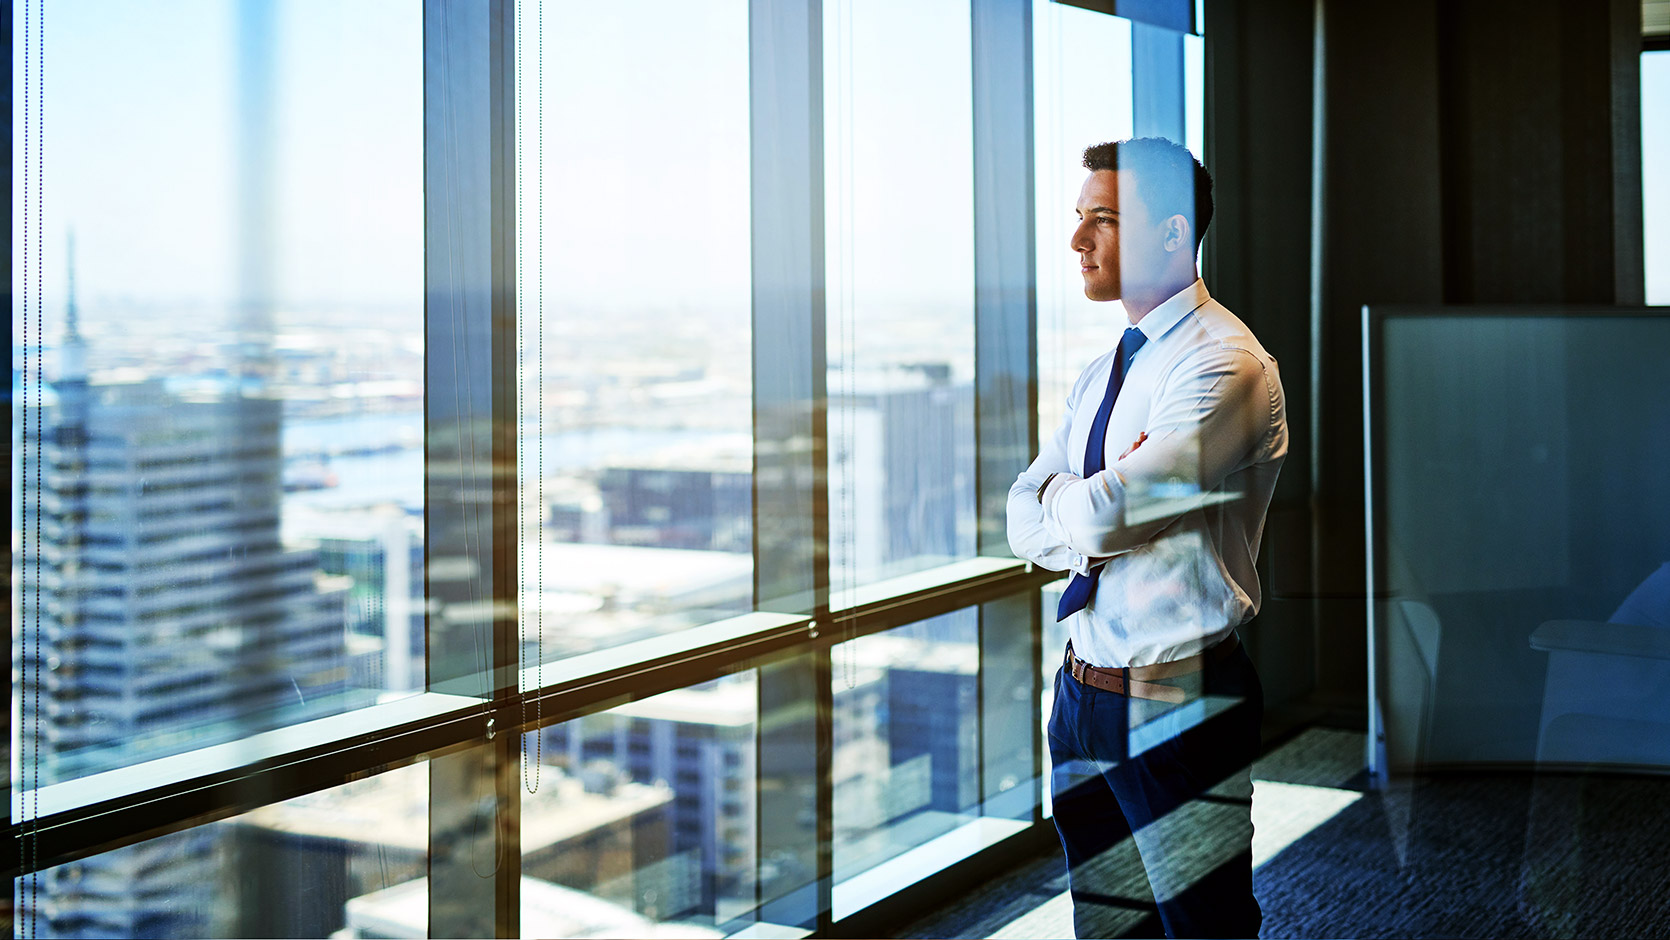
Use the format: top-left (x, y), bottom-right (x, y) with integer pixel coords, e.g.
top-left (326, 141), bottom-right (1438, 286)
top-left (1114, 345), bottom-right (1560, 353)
top-left (1007, 344), bottom-right (1275, 573)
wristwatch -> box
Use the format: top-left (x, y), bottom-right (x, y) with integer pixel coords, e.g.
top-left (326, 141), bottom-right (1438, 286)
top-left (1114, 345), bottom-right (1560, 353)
top-left (1036, 472), bottom-right (1059, 504)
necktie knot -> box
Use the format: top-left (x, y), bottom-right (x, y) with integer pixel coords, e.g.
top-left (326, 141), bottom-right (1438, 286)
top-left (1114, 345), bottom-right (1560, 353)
top-left (1122, 327), bottom-right (1147, 362)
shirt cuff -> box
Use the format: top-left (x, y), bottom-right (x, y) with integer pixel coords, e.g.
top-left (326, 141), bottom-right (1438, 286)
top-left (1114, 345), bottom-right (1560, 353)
top-left (1065, 551), bottom-right (1094, 576)
top-left (1041, 471), bottom-right (1079, 509)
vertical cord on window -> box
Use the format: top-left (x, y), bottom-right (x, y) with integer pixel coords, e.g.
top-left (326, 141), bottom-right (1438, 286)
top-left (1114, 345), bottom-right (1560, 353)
top-left (518, 0), bottom-right (545, 795)
top-left (534, 0), bottom-right (546, 788)
top-left (19, 1), bottom-right (41, 933)
top-left (515, 0), bottom-right (529, 788)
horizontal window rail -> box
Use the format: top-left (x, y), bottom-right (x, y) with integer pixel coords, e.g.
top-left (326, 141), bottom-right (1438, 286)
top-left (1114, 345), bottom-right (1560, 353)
top-left (5, 560), bottom-right (1058, 877)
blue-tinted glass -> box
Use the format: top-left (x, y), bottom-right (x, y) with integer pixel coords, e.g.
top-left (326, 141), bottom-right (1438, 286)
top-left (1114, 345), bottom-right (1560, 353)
top-left (515, 0), bottom-right (753, 663)
top-left (12, 0), bottom-right (423, 781)
top-left (831, 610), bottom-right (981, 905)
top-left (523, 673), bottom-right (757, 936)
top-left (15, 763), bottom-right (428, 939)
top-left (826, 0), bottom-right (978, 595)
top-left (1034, 4), bottom-right (1136, 446)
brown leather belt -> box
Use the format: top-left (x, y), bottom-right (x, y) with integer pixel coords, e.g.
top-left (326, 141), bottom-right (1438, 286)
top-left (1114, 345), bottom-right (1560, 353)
top-left (1064, 633), bottom-right (1241, 704)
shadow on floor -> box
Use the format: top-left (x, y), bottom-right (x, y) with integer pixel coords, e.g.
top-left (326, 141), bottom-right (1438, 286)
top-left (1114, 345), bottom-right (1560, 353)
top-left (892, 728), bottom-right (1670, 939)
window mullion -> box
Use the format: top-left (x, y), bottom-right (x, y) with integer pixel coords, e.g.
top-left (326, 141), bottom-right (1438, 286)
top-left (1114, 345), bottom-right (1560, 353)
top-left (750, 0), bottom-right (830, 932)
top-left (423, 0), bottom-right (521, 936)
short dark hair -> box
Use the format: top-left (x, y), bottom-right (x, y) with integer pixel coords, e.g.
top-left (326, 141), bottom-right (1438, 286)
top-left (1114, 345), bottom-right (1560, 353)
top-left (1082, 137), bottom-right (1214, 251)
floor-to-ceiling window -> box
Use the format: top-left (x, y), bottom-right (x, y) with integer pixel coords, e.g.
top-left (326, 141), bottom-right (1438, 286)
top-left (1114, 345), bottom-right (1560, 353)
top-left (8, 2), bottom-right (1200, 936)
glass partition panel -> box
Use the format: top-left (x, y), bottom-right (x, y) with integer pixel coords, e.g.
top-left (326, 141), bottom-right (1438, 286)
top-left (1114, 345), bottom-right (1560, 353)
top-left (825, 0), bottom-right (978, 597)
top-left (13, 0), bottom-right (423, 786)
top-left (13, 763), bottom-right (428, 939)
top-left (514, 0), bottom-right (753, 663)
top-left (524, 672), bottom-right (757, 937)
top-left (1366, 309), bottom-right (1670, 775)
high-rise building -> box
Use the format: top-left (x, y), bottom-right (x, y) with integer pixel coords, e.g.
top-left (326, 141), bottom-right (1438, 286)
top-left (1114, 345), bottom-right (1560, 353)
top-left (544, 681), bottom-right (756, 924)
top-left (595, 463), bottom-right (751, 553)
top-left (15, 257), bottom-right (353, 938)
top-left (289, 504), bottom-right (425, 693)
top-left (227, 764), bottom-right (675, 938)
top-left (828, 363), bottom-right (975, 583)
top-left (19, 377), bottom-right (353, 785)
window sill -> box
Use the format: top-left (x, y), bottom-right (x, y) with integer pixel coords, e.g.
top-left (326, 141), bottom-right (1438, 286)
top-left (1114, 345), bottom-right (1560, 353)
top-left (7, 691), bottom-right (483, 875)
top-left (832, 815), bottom-right (1031, 922)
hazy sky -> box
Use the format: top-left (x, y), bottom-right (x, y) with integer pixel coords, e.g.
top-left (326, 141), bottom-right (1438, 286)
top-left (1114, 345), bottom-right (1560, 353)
top-left (14, 2), bottom-right (1665, 329)
top-left (14, 0), bottom-right (423, 317)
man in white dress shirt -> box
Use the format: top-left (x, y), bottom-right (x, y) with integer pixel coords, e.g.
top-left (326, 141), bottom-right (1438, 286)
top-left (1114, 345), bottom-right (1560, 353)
top-left (1008, 137), bottom-right (1286, 939)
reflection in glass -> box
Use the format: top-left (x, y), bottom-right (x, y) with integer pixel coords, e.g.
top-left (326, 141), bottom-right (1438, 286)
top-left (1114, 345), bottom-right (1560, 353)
top-left (515, 0), bottom-right (753, 663)
top-left (832, 610), bottom-right (980, 882)
top-left (1040, 582), bottom-right (1068, 818)
top-left (1034, 3), bottom-right (1136, 446)
top-left (12, 6), bottom-right (422, 937)
top-left (14, 764), bottom-right (427, 939)
top-left (12, 1), bottom-right (423, 780)
top-left (525, 673), bottom-right (757, 937)
top-left (825, 0), bottom-right (977, 592)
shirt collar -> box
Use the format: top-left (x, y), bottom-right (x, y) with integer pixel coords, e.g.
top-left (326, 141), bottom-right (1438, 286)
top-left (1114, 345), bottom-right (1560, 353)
top-left (1129, 278), bottom-right (1210, 343)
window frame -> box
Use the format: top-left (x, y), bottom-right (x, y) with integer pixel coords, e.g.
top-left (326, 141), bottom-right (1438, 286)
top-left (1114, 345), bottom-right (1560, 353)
top-left (3, 1), bottom-right (1203, 936)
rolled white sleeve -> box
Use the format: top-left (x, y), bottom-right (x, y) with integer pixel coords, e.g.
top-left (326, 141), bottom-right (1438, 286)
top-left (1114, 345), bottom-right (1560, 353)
top-left (1040, 346), bottom-right (1274, 559)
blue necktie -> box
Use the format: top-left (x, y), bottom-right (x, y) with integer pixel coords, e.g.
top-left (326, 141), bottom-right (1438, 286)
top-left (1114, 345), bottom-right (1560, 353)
top-left (1056, 327), bottom-right (1147, 621)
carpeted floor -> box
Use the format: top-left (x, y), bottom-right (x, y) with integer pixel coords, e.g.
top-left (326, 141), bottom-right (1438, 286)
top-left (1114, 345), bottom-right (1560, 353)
top-left (892, 728), bottom-right (1670, 939)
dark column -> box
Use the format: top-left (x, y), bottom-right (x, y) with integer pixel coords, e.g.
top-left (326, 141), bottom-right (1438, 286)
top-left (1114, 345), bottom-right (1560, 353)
top-left (1306, 0), bottom-right (1644, 718)
top-left (1202, 0), bottom-right (1318, 718)
top-left (1436, 0), bottom-right (1644, 305)
top-left (1310, 0), bottom-right (1447, 714)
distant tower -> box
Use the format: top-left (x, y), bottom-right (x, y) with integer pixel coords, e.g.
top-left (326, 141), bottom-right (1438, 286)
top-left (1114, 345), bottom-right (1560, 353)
top-left (61, 230), bottom-right (87, 387)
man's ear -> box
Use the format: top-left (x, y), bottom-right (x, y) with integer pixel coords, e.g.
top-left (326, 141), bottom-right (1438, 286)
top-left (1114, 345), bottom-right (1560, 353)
top-left (1163, 215), bottom-right (1190, 253)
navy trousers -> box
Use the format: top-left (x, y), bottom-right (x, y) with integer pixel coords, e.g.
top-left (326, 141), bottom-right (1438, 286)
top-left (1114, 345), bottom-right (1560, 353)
top-left (1047, 640), bottom-right (1264, 939)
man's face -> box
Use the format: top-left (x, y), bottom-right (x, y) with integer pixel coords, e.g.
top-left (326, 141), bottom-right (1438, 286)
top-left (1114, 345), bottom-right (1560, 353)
top-left (1071, 169), bottom-right (1168, 303)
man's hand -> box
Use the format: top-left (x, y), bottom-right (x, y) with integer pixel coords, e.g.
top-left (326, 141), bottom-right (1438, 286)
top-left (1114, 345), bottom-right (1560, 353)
top-left (1118, 431), bottom-right (1148, 461)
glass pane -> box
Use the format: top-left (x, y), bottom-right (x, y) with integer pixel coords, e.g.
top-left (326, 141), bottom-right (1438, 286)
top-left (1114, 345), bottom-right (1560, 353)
top-left (825, 0), bottom-right (978, 596)
top-left (832, 609), bottom-right (980, 887)
top-left (1184, 32), bottom-right (1205, 164)
top-left (523, 673), bottom-right (757, 937)
top-left (516, 0), bottom-right (753, 662)
top-left (1368, 312), bottom-right (1670, 772)
top-left (1645, 50), bottom-right (1670, 305)
top-left (13, 763), bottom-right (427, 939)
top-left (13, 1), bottom-right (423, 785)
top-left (1040, 582), bottom-right (1068, 818)
top-left (1033, 3), bottom-right (1136, 446)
